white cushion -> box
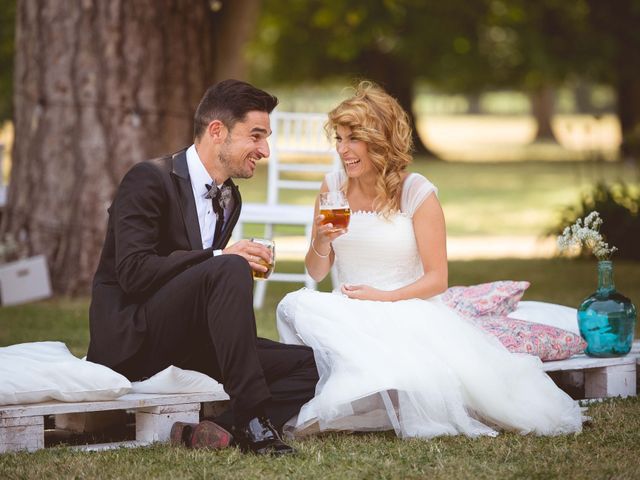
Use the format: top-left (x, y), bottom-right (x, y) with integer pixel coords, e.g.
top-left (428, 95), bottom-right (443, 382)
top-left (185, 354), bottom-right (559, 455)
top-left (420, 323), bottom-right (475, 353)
top-left (509, 301), bottom-right (580, 335)
top-left (131, 365), bottom-right (227, 397)
top-left (0, 341), bottom-right (131, 405)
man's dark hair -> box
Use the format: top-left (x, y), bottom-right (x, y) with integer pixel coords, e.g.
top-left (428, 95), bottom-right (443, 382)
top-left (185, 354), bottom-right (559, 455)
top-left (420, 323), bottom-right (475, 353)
top-left (193, 79), bottom-right (279, 140)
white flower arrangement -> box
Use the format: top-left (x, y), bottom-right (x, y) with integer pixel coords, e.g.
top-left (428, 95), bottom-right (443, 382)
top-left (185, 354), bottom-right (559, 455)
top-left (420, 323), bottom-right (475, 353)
top-left (557, 211), bottom-right (618, 260)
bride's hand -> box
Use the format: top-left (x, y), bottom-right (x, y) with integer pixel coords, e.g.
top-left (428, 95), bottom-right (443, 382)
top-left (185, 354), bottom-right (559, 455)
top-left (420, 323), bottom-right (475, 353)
top-left (315, 214), bottom-right (348, 239)
top-left (341, 284), bottom-right (390, 301)
top-left (312, 214), bottom-right (347, 253)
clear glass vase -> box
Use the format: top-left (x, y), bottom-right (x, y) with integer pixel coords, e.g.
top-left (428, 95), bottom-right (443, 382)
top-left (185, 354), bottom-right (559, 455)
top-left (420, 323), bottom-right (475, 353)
top-left (578, 260), bottom-right (637, 357)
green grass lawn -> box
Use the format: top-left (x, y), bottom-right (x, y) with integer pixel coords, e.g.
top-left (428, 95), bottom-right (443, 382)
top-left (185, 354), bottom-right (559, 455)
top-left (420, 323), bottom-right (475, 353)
top-left (1, 399), bottom-right (639, 480)
top-left (1, 159), bottom-right (639, 478)
top-left (1, 259), bottom-right (639, 478)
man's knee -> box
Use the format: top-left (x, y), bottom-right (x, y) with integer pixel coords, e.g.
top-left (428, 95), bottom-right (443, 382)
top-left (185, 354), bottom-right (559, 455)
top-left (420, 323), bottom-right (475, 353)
top-left (291, 345), bottom-right (318, 373)
top-left (203, 254), bottom-right (253, 289)
top-left (301, 349), bottom-right (318, 378)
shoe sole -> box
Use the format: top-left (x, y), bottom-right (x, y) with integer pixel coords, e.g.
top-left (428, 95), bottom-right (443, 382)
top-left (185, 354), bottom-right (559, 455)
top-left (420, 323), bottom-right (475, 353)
top-left (191, 420), bottom-right (233, 449)
top-left (170, 422), bottom-right (196, 447)
top-left (238, 439), bottom-right (296, 456)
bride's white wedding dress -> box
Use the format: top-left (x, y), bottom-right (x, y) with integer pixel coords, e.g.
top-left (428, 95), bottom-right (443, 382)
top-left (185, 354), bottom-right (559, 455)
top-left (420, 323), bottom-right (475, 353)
top-left (277, 171), bottom-right (583, 439)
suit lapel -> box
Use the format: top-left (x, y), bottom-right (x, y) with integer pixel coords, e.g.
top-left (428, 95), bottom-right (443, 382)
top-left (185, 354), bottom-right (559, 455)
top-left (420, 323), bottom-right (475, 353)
top-left (214, 180), bottom-right (242, 249)
top-left (171, 150), bottom-right (202, 250)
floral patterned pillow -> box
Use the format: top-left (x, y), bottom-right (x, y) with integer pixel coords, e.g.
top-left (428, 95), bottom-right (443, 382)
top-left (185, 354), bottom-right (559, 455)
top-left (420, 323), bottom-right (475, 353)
top-left (442, 281), bottom-right (530, 319)
top-left (473, 316), bottom-right (587, 361)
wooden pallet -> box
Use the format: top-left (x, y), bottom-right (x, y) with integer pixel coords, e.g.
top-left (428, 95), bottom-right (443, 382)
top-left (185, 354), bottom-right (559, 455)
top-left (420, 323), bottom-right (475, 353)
top-left (543, 340), bottom-right (639, 399)
top-left (2, 341), bottom-right (638, 453)
top-left (0, 391), bottom-right (228, 453)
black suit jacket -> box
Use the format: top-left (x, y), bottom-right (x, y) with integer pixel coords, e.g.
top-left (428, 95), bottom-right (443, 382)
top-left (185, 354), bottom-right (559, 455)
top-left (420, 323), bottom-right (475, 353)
top-left (87, 148), bottom-right (242, 368)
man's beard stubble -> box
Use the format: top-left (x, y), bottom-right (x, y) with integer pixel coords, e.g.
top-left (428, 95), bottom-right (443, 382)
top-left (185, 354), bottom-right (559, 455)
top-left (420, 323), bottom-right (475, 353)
top-left (219, 140), bottom-right (253, 180)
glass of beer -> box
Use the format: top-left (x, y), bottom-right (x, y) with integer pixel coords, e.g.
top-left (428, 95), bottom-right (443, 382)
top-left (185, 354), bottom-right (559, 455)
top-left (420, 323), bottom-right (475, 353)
top-left (250, 238), bottom-right (275, 280)
top-left (319, 191), bottom-right (351, 231)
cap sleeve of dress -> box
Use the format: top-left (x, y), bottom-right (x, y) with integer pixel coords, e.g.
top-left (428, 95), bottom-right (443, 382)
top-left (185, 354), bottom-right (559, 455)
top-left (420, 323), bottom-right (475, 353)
top-left (325, 170), bottom-right (347, 192)
top-left (401, 173), bottom-right (438, 217)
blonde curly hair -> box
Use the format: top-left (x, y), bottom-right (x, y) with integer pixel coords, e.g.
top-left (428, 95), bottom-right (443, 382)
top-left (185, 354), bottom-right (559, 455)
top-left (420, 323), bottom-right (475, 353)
top-left (326, 81), bottom-right (413, 216)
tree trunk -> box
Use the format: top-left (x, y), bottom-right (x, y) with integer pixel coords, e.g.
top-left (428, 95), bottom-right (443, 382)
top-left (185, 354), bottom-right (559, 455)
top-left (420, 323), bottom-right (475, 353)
top-left (586, 0), bottom-right (640, 162)
top-left (3, 0), bottom-right (222, 295)
top-left (530, 86), bottom-right (558, 143)
top-left (574, 80), bottom-right (594, 114)
top-left (359, 51), bottom-right (438, 159)
top-left (616, 74), bottom-right (640, 162)
top-left (467, 93), bottom-right (482, 115)
top-left (613, 8), bottom-right (640, 163)
top-left (212, 0), bottom-right (262, 82)
top-left (391, 77), bottom-right (437, 158)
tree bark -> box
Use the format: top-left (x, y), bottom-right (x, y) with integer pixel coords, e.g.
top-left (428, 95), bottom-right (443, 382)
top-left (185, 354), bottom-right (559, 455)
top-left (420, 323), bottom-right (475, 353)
top-left (212, 0), bottom-right (262, 82)
top-left (586, 0), bottom-right (640, 162)
top-left (617, 74), bottom-right (640, 162)
top-left (530, 85), bottom-right (558, 143)
top-left (3, 0), bottom-right (221, 295)
top-left (615, 20), bottom-right (640, 164)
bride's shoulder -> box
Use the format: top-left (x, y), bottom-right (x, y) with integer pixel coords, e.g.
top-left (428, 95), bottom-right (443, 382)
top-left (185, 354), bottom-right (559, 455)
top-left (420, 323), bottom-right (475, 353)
top-left (401, 173), bottom-right (439, 216)
top-left (403, 172), bottom-right (436, 189)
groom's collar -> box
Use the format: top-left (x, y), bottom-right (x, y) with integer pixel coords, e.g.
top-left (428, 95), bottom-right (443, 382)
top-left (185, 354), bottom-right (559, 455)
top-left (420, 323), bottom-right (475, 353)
top-left (171, 147), bottom-right (238, 193)
top-left (171, 149), bottom-right (190, 179)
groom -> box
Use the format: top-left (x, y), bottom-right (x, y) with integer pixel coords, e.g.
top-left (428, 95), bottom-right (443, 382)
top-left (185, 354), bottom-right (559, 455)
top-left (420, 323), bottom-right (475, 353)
top-left (87, 80), bottom-right (318, 455)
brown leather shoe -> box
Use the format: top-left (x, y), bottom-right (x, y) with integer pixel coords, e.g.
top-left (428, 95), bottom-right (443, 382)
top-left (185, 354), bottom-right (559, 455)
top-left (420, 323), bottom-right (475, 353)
top-left (170, 421), bottom-right (196, 447)
top-left (170, 420), bottom-right (233, 449)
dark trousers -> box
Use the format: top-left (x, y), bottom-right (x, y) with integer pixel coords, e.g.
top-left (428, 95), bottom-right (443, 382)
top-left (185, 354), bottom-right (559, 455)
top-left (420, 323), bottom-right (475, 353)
top-left (114, 255), bottom-right (318, 430)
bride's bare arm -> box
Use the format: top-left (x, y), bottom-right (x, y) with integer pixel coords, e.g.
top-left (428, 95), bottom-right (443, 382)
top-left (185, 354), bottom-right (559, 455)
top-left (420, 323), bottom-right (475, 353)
top-left (341, 193), bottom-right (447, 301)
top-left (305, 181), bottom-right (347, 282)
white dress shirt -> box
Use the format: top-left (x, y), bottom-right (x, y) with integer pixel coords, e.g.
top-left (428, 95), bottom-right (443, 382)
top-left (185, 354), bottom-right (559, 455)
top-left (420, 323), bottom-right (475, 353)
top-left (185, 144), bottom-right (225, 249)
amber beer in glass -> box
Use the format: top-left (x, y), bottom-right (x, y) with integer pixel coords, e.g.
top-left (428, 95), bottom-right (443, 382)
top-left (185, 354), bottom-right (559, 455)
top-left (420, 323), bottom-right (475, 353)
top-left (250, 238), bottom-right (275, 280)
top-left (319, 191), bottom-right (351, 231)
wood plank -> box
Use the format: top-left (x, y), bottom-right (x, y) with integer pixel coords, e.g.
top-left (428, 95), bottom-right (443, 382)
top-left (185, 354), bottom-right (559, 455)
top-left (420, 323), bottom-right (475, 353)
top-left (543, 340), bottom-right (639, 372)
top-left (0, 416), bottom-right (44, 453)
top-left (0, 392), bottom-right (228, 419)
top-left (0, 416), bottom-right (43, 427)
top-left (543, 355), bottom-right (636, 372)
top-left (137, 403), bottom-right (202, 415)
top-left (71, 440), bottom-right (151, 452)
top-left (584, 363), bottom-right (636, 398)
top-left (136, 403), bottom-right (200, 443)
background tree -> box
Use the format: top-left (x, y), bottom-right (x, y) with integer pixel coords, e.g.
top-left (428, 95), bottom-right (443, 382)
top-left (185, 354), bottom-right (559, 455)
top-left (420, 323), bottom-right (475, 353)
top-left (586, 0), bottom-right (640, 162)
top-left (211, 0), bottom-right (263, 81)
top-left (2, 0), bottom-right (260, 294)
top-left (0, 0), bottom-right (15, 122)
top-left (480, 0), bottom-right (640, 158)
top-left (251, 0), bottom-right (493, 157)
top-left (481, 1), bottom-right (595, 142)
top-left (253, 0), bottom-right (625, 148)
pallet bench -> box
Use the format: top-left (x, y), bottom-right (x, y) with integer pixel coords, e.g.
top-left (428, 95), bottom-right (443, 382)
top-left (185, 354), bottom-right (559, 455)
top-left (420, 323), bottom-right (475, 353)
top-left (0, 391), bottom-right (229, 453)
top-left (1, 341), bottom-right (638, 453)
top-left (543, 345), bottom-right (639, 399)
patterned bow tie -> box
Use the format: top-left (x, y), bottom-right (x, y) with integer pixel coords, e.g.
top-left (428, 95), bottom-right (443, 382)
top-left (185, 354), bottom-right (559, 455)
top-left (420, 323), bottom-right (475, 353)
top-left (204, 183), bottom-right (233, 210)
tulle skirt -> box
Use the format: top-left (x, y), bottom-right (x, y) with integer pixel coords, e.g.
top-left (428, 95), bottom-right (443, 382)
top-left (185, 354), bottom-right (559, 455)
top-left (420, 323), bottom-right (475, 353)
top-left (277, 289), bottom-right (584, 439)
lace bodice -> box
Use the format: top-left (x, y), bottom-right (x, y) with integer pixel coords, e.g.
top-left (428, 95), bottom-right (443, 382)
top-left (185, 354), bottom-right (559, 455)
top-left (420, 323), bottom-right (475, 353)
top-left (326, 171), bottom-right (437, 291)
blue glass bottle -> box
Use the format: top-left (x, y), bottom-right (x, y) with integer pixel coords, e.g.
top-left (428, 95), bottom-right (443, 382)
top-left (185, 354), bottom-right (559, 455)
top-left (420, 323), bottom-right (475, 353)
top-left (578, 260), bottom-right (637, 357)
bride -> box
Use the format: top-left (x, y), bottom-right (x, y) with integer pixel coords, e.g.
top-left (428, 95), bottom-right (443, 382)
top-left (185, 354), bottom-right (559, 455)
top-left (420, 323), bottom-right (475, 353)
top-left (276, 81), bottom-right (584, 439)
